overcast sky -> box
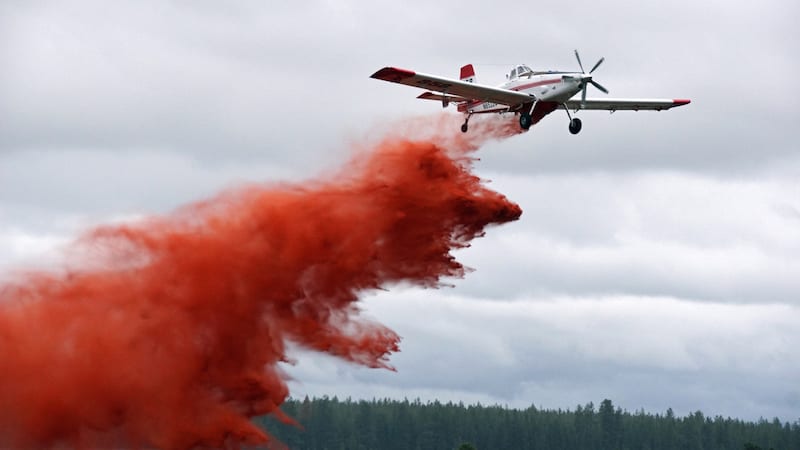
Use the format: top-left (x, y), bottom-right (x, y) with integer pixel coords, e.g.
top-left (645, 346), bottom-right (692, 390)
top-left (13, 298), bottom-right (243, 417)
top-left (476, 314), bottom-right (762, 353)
top-left (2, 0), bottom-right (799, 422)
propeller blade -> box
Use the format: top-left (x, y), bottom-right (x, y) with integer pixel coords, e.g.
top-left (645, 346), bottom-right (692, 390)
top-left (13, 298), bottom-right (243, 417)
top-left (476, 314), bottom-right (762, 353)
top-left (574, 49), bottom-right (585, 73)
top-left (590, 57), bottom-right (605, 74)
top-left (590, 80), bottom-right (609, 94)
top-left (581, 83), bottom-right (587, 106)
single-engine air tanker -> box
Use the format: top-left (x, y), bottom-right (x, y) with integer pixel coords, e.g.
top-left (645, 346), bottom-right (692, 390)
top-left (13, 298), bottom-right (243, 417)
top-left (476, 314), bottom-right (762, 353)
top-left (371, 50), bottom-right (690, 134)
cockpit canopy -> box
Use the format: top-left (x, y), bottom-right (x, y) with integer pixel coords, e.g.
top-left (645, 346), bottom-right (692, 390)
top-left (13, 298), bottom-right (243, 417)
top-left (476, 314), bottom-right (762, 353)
top-left (508, 65), bottom-right (533, 79)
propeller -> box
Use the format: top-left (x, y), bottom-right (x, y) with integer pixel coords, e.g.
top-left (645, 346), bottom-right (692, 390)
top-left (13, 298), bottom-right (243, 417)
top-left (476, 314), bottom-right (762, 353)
top-left (574, 50), bottom-right (609, 106)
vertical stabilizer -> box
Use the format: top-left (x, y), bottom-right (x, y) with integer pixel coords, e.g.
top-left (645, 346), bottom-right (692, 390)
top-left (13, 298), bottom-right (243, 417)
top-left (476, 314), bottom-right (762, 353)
top-left (460, 64), bottom-right (475, 83)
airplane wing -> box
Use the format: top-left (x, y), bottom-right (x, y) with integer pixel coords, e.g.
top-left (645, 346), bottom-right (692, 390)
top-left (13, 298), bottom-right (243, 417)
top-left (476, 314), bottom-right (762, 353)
top-left (371, 67), bottom-right (532, 106)
top-left (561, 98), bottom-right (691, 112)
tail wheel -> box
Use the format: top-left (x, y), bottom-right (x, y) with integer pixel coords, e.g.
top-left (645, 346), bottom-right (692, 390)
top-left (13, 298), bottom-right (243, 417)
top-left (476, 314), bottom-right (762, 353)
top-left (569, 118), bottom-right (582, 134)
top-left (519, 113), bottom-right (532, 130)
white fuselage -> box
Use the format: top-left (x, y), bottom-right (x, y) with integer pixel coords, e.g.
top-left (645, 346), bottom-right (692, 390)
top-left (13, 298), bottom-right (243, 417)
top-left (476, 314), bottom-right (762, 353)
top-left (465, 72), bottom-right (584, 114)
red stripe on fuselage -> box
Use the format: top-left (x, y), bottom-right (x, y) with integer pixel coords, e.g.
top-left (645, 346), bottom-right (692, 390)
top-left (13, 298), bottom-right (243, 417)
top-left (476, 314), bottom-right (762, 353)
top-left (511, 78), bottom-right (561, 92)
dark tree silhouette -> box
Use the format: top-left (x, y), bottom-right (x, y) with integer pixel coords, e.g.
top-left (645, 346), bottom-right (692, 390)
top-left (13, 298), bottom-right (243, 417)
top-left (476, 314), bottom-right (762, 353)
top-left (257, 397), bottom-right (799, 450)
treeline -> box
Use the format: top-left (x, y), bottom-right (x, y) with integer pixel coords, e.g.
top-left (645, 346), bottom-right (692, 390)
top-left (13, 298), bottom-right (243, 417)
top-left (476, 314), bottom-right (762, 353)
top-left (255, 396), bottom-right (800, 450)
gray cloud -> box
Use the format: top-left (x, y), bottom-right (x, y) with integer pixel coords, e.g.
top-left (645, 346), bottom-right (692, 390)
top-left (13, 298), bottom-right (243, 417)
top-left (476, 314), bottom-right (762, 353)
top-left (451, 171), bottom-right (800, 304)
top-left (285, 291), bottom-right (800, 421)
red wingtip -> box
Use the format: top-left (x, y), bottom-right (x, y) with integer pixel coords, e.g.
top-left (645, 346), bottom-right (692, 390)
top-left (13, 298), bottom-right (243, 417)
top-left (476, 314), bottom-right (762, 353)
top-left (673, 99), bottom-right (691, 106)
top-left (370, 67), bottom-right (416, 82)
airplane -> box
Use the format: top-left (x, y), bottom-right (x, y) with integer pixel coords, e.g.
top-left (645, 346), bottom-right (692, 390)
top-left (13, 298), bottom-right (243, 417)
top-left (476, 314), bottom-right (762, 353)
top-left (370, 50), bottom-right (690, 134)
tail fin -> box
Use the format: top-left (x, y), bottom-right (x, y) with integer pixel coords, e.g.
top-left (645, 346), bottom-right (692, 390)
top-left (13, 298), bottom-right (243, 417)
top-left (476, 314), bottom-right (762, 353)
top-left (460, 64), bottom-right (475, 83)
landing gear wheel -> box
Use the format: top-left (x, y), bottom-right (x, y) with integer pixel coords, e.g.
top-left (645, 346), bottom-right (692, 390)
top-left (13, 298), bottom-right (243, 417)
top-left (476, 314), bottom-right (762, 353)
top-left (519, 113), bottom-right (532, 130)
top-left (461, 114), bottom-right (472, 133)
top-left (569, 118), bottom-right (582, 135)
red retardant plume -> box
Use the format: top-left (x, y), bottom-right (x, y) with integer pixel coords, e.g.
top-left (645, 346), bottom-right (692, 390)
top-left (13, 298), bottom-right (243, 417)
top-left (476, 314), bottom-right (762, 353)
top-left (0, 115), bottom-right (523, 449)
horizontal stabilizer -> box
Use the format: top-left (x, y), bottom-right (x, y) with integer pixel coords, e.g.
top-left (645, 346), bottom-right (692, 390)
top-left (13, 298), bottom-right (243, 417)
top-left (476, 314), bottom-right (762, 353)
top-left (417, 92), bottom-right (471, 103)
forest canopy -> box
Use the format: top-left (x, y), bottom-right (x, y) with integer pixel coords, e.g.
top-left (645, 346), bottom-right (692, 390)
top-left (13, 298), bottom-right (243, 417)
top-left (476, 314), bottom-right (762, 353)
top-left (257, 396), bottom-right (799, 450)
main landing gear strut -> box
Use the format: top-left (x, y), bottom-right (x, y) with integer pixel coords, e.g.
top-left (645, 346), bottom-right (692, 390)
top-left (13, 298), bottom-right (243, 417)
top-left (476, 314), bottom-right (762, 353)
top-left (569, 118), bottom-right (582, 134)
top-left (518, 100), bottom-right (537, 131)
top-left (563, 104), bottom-right (582, 135)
